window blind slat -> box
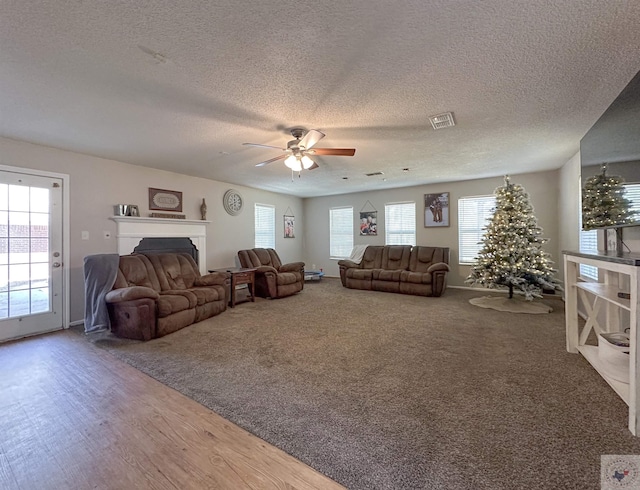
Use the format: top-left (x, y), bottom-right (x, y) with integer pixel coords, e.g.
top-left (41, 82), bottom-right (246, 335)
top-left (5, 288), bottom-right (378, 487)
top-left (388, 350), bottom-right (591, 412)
top-left (624, 183), bottom-right (640, 220)
top-left (385, 202), bottom-right (416, 245)
top-left (458, 195), bottom-right (496, 264)
top-left (330, 207), bottom-right (353, 258)
top-left (255, 203), bottom-right (275, 248)
top-left (579, 228), bottom-right (598, 280)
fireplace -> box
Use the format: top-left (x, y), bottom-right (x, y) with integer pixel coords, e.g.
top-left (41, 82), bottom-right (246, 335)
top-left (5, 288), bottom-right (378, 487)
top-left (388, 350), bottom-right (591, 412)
top-left (110, 216), bottom-right (209, 274)
top-left (133, 237), bottom-right (199, 264)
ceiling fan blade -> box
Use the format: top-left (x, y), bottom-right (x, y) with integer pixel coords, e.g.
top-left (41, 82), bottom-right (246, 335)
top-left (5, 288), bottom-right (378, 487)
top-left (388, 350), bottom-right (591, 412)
top-left (256, 154), bottom-right (287, 167)
top-left (308, 148), bottom-right (356, 156)
top-left (308, 162), bottom-right (320, 170)
top-left (243, 143), bottom-right (285, 150)
top-left (298, 129), bottom-right (325, 150)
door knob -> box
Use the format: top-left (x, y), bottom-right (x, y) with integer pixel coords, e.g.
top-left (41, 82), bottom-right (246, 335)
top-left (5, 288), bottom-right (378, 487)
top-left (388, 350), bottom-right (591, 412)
top-left (52, 262), bottom-right (61, 268)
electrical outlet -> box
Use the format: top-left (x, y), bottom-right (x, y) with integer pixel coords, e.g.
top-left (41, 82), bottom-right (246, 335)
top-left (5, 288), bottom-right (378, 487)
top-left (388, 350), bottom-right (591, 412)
top-left (103, 231), bottom-right (111, 239)
top-left (81, 231), bottom-right (89, 240)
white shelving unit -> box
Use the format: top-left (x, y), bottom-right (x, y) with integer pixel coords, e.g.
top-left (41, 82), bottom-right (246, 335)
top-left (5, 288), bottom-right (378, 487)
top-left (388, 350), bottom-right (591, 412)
top-left (564, 250), bottom-right (640, 434)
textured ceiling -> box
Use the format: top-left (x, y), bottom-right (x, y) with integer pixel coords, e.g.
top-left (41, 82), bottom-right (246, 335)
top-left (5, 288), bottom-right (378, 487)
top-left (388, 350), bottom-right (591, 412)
top-left (2, 1), bottom-right (640, 197)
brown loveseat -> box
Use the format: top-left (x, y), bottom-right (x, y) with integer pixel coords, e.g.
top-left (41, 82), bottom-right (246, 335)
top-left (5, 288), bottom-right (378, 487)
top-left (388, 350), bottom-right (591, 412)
top-left (105, 253), bottom-right (230, 340)
top-left (338, 245), bottom-right (450, 297)
top-left (237, 248), bottom-right (305, 299)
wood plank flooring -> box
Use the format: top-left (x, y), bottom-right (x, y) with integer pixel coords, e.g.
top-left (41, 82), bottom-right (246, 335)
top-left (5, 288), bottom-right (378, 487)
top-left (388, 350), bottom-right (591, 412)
top-left (0, 330), bottom-right (345, 490)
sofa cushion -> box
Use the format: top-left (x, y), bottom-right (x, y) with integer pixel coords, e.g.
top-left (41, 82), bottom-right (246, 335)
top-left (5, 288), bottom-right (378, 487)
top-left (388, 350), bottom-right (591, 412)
top-left (115, 254), bottom-right (161, 291)
top-left (400, 270), bottom-right (433, 284)
top-left (409, 246), bottom-right (449, 272)
top-left (156, 292), bottom-right (197, 318)
top-left (106, 285), bottom-right (159, 303)
top-left (360, 246), bottom-right (383, 269)
top-left (373, 269), bottom-right (403, 281)
top-left (146, 253), bottom-right (200, 290)
top-left (277, 271), bottom-right (301, 286)
top-left (190, 286), bottom-right (224, 305)
top-left (241, 248), bottom-right (283, 269)
top-left (380, 245), bottom-right (411, 270)
top-left (347, 268), bottom-right (375, 281)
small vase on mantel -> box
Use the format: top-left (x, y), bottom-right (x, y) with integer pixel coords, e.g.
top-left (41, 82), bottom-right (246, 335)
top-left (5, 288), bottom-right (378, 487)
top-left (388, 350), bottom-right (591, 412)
top-left (200, 198), bottom-right (207, 220)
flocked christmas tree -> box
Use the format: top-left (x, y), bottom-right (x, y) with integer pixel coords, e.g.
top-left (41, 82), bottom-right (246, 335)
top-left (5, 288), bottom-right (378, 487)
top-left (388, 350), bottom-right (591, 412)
top-left (466, 175), bottom-right (561, 300)
top-left (582, 164), bottom-right (634, 230)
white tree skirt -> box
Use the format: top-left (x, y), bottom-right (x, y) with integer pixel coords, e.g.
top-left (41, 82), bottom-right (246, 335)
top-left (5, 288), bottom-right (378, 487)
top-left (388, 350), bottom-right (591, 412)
top-left (469, 295), bottom-right (553, 314)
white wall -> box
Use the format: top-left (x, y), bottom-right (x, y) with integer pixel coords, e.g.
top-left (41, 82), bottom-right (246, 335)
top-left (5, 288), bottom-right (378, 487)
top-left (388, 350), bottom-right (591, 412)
top-left (303, 170), bottom-right (560, 287)
top-left (558, 152), bottom-right (582, 267)
top-left (0, 137), bottom-right (304, 323)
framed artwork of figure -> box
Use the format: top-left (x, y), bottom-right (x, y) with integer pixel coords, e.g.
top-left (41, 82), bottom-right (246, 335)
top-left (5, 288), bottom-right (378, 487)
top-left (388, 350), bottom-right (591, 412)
top-left (425, 192), bottom-right (449, 227)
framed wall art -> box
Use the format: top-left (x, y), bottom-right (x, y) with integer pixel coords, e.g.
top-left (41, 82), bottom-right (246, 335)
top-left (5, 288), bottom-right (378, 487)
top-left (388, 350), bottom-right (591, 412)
top-left (284, 215), bottom-right (295, 238)
top-left (425, 192), bottom-right (449, 227)
top-left (359, 211), bottom-right (378, 236)
top-left (149, 187), bottom-right (183, 213)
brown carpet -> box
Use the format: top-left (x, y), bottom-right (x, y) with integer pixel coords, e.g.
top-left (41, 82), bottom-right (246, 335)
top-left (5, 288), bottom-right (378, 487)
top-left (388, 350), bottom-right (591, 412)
top-left (85, 278), bottom-right (640, 489)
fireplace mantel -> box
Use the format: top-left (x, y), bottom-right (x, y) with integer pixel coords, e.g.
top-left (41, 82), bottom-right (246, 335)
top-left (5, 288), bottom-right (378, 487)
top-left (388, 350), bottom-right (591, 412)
top-left (110, 216), bottom-right (210, 274)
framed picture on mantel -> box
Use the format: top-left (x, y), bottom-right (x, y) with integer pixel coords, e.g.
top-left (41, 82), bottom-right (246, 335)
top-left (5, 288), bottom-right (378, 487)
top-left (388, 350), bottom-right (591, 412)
top-left (149, 188), bottom-right (183, 213)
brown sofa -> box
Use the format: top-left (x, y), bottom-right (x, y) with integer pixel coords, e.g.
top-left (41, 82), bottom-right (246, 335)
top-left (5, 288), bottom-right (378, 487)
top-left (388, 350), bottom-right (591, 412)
top-left (237, 248), bottom-right (305, 299)
top-left (105, 253), bottom-right (230, 340)
top-left (338, 245), bottom-right (450, 297)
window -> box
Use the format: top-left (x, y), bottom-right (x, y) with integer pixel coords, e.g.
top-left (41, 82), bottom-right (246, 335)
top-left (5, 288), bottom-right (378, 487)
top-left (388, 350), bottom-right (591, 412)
top-left (579, 228), bottom-right (598, 280)
top-left (385, 202), bottom-right (416, 245)
top-left (255, 203), bottom-right (275, 248)
top-left (458, 195), bottom-right (496, 264)
top-left (330, 207), bottom-right (353, 259)
top-left (625, 183), bottom-right (640, 220)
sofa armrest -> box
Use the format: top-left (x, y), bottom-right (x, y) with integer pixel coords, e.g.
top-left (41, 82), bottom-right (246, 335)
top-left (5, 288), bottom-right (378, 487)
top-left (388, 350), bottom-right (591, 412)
top-left (256, 265), bottom-right (278, 275)
top-left (195, 271), bottom-right (230, 287)
top-left (106, 286), bottom-right (159, 303)
top-left (337, 260), bottom-right (359, 268)
top-left (279, 262), bottom-right (305, 273)
top-left (427, 262), bottom-right (450, 273)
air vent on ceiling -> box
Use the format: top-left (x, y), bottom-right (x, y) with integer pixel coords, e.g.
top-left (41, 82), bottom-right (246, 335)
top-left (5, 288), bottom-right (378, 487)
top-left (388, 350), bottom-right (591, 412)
top-left (429, 112), bottom-right (455, 130)
top-left (365, 171), bottom-right (385, 177)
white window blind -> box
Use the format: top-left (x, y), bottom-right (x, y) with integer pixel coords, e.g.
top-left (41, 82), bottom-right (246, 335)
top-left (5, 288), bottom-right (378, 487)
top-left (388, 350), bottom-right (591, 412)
top-left (385, 202), bottom-right (416, 245)
top-left (458, 195), bottom-right (496, 264)
top-left (625, 183), bottom-right (640, 220)
top-left (579, 228), bottom-right (598, 280)
top-left (255, 203), bottom-right (275, 248)
top-left (330, 207), bottom-right (353, 259)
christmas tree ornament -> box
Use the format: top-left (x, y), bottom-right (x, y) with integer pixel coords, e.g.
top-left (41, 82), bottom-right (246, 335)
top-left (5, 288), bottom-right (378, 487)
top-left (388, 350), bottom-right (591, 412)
top-left (466, 175), bottom-right (562, 302)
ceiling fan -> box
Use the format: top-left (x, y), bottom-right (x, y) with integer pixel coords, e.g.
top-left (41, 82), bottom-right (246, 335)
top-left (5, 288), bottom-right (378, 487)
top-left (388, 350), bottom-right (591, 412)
top-left (243, 128), bottom-right (356, 171)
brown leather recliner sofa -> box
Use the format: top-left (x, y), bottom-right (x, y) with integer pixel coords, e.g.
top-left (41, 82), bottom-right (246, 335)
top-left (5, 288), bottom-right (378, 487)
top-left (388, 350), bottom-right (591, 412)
top-left (105, 253), bottom-right (230, 340)
top-left (237, 248), bottom-right (305, 299)
top-left (338, 245), bottom-right (450, 297)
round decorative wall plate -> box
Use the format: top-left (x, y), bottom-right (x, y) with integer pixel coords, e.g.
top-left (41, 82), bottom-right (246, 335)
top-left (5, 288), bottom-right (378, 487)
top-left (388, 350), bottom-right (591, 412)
top-left (223, 189), bottom-right (243, 215)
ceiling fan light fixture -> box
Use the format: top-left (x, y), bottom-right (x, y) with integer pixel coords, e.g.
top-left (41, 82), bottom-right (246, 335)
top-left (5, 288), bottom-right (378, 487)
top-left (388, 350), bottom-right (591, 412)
top-left (245, 128), bottom-right (355, 171)
top-left (284, 155), bottom-right (302, 171)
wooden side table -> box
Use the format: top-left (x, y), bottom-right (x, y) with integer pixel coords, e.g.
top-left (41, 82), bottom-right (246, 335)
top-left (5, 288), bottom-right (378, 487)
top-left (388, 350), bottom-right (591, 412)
top-left (210, 267), bottom-right (256, 307)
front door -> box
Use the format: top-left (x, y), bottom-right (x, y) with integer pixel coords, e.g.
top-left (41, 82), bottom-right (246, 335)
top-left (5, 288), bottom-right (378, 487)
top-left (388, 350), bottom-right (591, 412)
top-left (0, 170), bottom-right (64, 342)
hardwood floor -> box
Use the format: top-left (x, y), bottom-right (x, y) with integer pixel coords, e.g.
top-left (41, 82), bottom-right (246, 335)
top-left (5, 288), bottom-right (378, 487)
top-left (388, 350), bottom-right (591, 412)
top-left (0, 330), bottom-right (345, 490)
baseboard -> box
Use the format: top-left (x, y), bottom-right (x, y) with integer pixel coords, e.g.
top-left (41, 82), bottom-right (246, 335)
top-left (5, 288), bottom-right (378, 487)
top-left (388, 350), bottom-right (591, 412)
top-left (68, 319), bottom-right (84, 327)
